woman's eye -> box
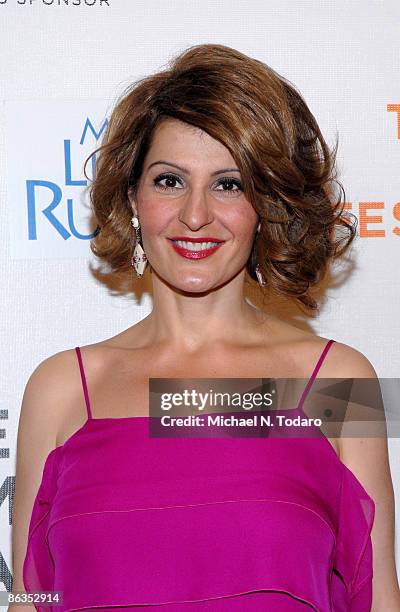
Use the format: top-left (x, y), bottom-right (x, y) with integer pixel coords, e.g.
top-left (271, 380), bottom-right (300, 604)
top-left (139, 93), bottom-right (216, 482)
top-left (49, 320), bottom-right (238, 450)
top-left (153, 173), bottom-right (183, 192)
top-left (214, 178), bottom-right (243, 196)
top-left (152, 173), bottom-right (243, 196)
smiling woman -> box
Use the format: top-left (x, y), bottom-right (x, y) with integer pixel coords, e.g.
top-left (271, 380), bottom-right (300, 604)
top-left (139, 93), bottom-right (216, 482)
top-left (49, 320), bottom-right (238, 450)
top-left (13, 43), bottom-right (400, 612)
top-left (124, 117), bottom-right (262, 294)
top-left (87, 43), bottom-right (356, 311)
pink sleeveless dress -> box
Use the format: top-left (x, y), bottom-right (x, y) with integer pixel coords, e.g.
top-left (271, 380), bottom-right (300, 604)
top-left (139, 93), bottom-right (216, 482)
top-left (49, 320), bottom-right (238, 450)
top-left (22, 339), bottom-right (375, 611)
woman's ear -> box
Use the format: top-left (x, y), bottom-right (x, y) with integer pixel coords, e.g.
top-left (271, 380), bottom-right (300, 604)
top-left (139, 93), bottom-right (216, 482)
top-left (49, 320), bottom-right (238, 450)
top-left (127, 188), bottom-right (137, 217)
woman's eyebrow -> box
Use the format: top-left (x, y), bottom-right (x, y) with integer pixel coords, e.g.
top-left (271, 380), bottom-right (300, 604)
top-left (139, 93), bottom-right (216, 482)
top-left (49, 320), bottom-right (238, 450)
top-left (146, 160), bottom-right (241, 176)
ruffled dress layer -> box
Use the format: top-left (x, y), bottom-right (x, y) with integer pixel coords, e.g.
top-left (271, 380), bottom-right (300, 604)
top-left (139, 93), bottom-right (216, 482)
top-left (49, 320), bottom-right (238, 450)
top-left (23, 410), bottom-right (375, 611)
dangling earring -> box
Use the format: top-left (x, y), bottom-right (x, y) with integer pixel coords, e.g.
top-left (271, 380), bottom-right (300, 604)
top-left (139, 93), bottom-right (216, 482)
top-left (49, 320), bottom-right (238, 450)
top-left (130, 215), bottom-right (147, 278)
top-left (254, 221), bottom-right (266, 287)
top-left (255, 264), bottom-right (267, 287)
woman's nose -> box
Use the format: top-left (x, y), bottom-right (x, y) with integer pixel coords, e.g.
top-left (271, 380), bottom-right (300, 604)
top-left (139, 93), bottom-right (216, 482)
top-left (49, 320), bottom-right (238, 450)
top-left (178, 189), bottom-right (214, 230)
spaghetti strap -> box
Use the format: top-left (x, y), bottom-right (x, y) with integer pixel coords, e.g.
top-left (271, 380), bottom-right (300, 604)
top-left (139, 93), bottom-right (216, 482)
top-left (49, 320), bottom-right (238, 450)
top-left (74, 346), bottom-right (93, 420)
top-left (297, 339), bottom-right (335, 412)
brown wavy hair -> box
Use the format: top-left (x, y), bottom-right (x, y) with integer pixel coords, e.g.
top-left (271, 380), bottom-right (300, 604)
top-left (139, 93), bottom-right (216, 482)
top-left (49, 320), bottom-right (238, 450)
top-left (86, 43), bottom-right (357, 311)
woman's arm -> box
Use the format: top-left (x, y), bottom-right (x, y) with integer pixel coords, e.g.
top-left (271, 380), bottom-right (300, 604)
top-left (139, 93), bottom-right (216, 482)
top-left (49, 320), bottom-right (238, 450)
top-left (9, 351), bottom-right (76, 611)
top-left (329, 343), bottom-right (400, 611)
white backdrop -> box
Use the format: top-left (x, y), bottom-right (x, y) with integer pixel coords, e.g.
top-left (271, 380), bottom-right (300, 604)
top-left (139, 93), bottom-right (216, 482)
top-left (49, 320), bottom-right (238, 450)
top-left (1, 0), bottom-right (399, 597)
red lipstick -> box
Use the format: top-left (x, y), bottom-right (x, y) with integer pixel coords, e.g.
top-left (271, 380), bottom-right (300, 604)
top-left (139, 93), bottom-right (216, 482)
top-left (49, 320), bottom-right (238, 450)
top-left (168, 237), bottom-right (225, 260)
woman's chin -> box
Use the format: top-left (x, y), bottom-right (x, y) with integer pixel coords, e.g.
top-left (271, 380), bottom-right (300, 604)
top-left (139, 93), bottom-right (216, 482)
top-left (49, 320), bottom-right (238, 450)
top-left (158, 272), bottom-right (223, 294)
top-left (175, 280), bottom-right (220, 294)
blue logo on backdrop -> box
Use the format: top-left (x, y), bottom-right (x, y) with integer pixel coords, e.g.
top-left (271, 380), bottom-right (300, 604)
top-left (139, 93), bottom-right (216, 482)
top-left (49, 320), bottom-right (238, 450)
top-left (26, 117), bottom-right (108, 241)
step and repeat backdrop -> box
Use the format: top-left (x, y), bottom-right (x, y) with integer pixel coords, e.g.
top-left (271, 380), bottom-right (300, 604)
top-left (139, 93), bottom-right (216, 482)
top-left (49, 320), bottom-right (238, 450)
top-left (1, 0), bottom-right (399, 597)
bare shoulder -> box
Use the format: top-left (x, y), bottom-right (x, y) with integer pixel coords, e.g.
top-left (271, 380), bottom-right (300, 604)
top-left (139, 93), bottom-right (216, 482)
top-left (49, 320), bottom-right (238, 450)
top-left (317, 341), bottom-right (387, 477)
top-left (19, 348), bottom-right (88, 450)
top-left (317, 339), bottom-right (378, 377)
top-left (282, 333), bottom-right (381, 465)
top-left (314, 340), bottom-right (383, 459)
top-left (21, 349), bottom-right (79, 427)
top-left (272, 322), bottom-right (377, 377)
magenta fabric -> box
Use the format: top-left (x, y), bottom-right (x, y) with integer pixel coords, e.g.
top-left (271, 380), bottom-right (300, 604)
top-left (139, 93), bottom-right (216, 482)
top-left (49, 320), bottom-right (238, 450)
top-left (23, 340), bottom-right (375, 611)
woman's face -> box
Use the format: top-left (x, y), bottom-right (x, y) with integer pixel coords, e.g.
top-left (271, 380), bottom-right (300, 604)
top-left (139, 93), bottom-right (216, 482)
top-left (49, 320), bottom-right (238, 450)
top-left (128, 118), bottom-right (259, 293)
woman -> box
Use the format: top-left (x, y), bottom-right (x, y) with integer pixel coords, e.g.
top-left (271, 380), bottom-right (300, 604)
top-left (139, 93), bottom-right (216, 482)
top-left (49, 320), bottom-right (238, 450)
top-left (12, 44), bottom-right (399, 610)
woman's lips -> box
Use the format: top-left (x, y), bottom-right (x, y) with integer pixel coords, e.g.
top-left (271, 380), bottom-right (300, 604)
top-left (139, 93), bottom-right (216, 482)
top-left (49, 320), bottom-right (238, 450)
top-left (169, 240), bottom-right (224, 260)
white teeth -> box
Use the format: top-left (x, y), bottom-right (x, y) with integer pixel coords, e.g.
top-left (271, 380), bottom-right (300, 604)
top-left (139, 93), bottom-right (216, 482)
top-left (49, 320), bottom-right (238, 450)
top-left (174, 240), bottom-right (219, 251)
